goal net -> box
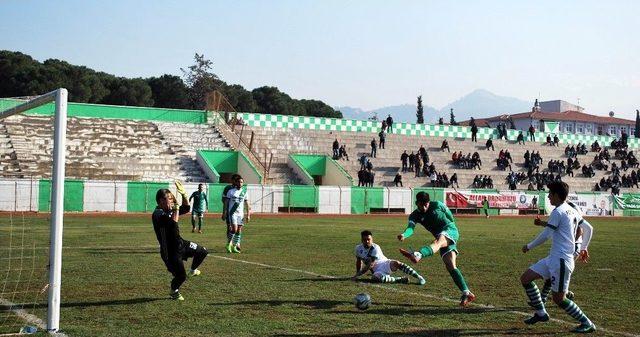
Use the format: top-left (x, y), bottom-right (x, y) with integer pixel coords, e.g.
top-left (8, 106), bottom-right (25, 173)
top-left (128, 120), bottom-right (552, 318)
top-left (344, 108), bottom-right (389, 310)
top-left (0, 89), bottom-right (67, 334)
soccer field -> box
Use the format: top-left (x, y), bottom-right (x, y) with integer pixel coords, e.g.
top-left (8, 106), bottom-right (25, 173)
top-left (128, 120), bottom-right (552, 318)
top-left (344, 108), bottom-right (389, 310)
top-left (1, 213), bottom-right (639, 337)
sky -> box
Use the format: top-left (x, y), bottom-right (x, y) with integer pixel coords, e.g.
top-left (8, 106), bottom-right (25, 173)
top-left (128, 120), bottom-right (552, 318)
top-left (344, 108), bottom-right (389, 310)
top-left (1, 0), bottom-right (639, 118)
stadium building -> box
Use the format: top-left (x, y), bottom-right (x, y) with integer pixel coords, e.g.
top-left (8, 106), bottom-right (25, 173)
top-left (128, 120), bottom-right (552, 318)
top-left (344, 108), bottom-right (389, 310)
top-left (462, 99), bottom-right (637, 137)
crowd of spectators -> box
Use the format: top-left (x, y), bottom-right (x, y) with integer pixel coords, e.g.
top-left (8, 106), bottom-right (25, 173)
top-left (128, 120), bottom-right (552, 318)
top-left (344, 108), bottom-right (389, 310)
top-left (472, 175), bottom-right (494, 188)
top-left (452, 151), bottom-right (482, 169)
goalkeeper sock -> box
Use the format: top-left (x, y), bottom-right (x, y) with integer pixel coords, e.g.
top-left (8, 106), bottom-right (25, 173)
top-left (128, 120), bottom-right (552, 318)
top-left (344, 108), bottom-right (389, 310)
top-left (397, 262), bottom-right (421, 279)
top-left (418, 246), bottom-right (434, 258)
top-left (449, 268), bottom-right (469, 293)
top-left (541, 279), bottom-right (552, 303)
top-left (379, 275), bottom-right (401, 283)
top-left (523, 282), bottom-right (547, 315)
top-left (559, 298), bottom-right (592, 325)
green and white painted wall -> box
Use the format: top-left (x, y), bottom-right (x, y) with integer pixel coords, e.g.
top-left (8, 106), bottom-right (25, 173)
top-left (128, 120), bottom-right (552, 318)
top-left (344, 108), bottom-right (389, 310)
top-left (196, 150), bottom-right (263, 184)
top-left (5, 178), bottom-right (627, 216)
top-left (288, 154), bottom-right (352, 185)
top-left (237, 112), bottom-right (640, 149)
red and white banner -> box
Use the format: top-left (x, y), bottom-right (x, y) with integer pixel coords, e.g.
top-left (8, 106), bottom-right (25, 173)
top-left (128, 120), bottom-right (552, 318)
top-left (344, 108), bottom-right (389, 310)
top-left (446, 190), bottom-right (539, 209)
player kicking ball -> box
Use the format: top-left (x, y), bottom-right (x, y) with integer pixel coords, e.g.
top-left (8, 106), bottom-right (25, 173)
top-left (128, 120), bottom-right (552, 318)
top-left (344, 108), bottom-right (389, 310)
top-left (352, 230), bottom-right (425, 285)
top-left (397, 192), bottom-right (476, 307)
top-left (151, 182), bottom-right (209, 301)
top-left (520, 182), bottom-right (596, 333)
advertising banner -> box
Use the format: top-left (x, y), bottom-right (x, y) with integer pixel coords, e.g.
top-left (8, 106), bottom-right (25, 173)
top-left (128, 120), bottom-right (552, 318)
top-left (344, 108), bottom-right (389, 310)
top-left (445, 190), bottom-right (539, 209)
top-left (544, 193), bottom-right (612, 216)
top-left (613, 194), bottom-right (640, 210)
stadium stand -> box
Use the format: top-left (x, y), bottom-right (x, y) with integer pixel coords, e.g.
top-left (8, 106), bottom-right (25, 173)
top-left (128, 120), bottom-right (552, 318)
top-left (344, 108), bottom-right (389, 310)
top-left (239, 125), bottom-right (636, 191)
top-left (0, 115), bottom-right (230, 182)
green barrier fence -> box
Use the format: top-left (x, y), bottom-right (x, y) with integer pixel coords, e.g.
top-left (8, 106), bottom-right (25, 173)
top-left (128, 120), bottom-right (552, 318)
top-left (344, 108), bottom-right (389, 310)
top-left (38, 179), bottom-right (84, 212)
top-left (126, 182), bottom-right (170, 213)
top-left (350, 187), bottom-right (385, 214)
top-left (283, 185), bottom-right (319, 210)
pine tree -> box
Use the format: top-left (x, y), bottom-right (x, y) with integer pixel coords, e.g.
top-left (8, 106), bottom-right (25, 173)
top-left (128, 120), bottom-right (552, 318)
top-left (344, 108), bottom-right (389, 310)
top-left (416, 95), bottom-right (424, 124)
top-left (449, 108), bottom-right (457, 125)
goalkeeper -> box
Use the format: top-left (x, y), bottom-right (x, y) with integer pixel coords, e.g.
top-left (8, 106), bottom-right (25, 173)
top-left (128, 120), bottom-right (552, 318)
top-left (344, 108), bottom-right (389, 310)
top-left (152, 182), bottom-right (209, 301)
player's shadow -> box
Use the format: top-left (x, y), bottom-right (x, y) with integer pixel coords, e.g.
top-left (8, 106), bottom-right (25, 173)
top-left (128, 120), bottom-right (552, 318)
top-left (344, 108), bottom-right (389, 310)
top-left (209, 299), bottom-right (350, 310)
top-left (330, 305), bottom-right (503, 316)
top-left (3, 297), bottom-right (166, 310)
top-left (85, 249), bottom-right (156, 255)
top-left (274, 328), bottom-right (557, 336)
top-left (287, 276), bottom-right (352, 282)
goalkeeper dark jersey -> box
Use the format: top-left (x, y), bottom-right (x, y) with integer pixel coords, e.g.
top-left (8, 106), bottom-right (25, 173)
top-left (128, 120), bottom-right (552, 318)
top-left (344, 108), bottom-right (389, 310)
top-left (152, 205), bottom-right (190, 261)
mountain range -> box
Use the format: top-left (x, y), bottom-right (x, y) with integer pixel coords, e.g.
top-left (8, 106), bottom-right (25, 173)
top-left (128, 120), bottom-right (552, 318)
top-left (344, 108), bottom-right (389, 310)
top-left (336, 89), bottom-right (533, 123)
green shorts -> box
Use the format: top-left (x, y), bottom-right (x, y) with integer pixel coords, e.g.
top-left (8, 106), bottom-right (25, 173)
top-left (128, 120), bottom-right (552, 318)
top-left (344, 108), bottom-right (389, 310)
top-left (436, 225), bottom-right (459, 257)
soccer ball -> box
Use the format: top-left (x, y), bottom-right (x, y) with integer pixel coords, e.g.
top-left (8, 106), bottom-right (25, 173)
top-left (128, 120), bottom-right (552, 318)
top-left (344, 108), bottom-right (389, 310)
top-left (354, 293), bottom-right (371, 310)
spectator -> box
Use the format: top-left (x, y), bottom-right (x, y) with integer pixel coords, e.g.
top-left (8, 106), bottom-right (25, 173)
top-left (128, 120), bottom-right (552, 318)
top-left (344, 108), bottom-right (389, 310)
top-left (401, 151), bottom-right (409, 172)
top-left (378, 129), bottom-right (386, 149)
top-left (450, 173), bottom-right (459, 188)
top-left (366, 169), bottom-right (375, 187)
top-left (591, 140), bottom-right (601, 152)
top-left (414, 156), bottom-right (422, 177)
top-left (419, 145), bottom-right (427, 164)
top-left (527, 182), bottom-right (535, 191)
top-left (485, 138), bottom-right (495, 151)
top-left (366, 159), bottom-right (373, 171)
top-left (546, 134), bottom-right (552, 146)
top-left (430, 171), bottom-right (437, 186)
top-left (394, 173), bottom-right (402, 187)
top-left (566, 164), bottom-right (574, 177)
top-left (441, 139), bottom-right (450, 153)
top-left (528, 124), bottom-right (536, 141)
top-left (332, 138), bottom-right (339, 159)
top-left (357, 169), bottom-right (366, 186)
top-left (438, 117), bottom-right (444, 125)
top-left (531, 196), bottom-right (538, 211)
top-left (381, 120), bottom-right (387, 132)
top-left (553, 135), bottom-right (559, 147)
top-left (359, 154), bottom-right (368, 170)
top-left (471, 122), bottom-right (478, 143)
top-left (338, 145), bottom-right (349, 161)
top-left (370, 138), bottom-right (377, 158)
top-left (386, 114), bottom-right (393, 133)
top-left (408, 151), bottom-right (415, 170)
top-left (516, 131), bottom-right (525, 145)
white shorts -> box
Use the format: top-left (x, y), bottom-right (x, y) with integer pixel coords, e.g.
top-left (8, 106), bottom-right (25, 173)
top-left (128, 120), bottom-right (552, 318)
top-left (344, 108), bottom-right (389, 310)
top-left (229, 214), bottom-right (244, 226)
top-left (372, 260), bottom-right (392, 279)
top-left (530, 256), bottom-right (574, 293)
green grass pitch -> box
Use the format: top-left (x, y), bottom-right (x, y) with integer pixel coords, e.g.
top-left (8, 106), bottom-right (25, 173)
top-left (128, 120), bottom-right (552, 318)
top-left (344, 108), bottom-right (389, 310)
top-left (1, 213), bottom-right (639, 336)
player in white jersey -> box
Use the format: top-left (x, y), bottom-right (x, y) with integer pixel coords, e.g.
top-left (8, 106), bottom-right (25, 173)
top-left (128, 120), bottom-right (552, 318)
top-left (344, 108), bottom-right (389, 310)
top-left (352, 230), bottom-right (425, 285)
top-left (225, 176), bottom-right (250, 253)
top-left (536, 200), bottom-right (593, 304)
top-left (520, 182), bottom-right (596, 333)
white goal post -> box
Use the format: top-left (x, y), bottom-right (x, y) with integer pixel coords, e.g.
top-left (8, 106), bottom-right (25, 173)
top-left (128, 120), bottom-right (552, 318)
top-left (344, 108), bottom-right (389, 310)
top-left (0, 88), bottom-right (67, 332)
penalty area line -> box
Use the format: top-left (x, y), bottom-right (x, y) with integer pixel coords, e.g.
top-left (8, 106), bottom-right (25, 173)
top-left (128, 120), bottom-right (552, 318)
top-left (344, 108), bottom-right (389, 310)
top-left (211, 254), bottom-right (639, 337)
top-left (0, 298), bottom-right (68, 337)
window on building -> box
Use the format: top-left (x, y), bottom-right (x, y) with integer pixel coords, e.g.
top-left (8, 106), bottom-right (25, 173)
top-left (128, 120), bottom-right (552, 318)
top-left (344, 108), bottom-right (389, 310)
top-left (621, 126), bottom-right (628, 135)
top-left (565, 123), bottom-right (573, 133)
top-left (576, 123), bottom-right (584, 134)
top-left (632, 128), bottom-right (636, 137)
top-left (586, 124), bottom-right (593, 135)
top-left (609, 125), bottom-right (616, 136)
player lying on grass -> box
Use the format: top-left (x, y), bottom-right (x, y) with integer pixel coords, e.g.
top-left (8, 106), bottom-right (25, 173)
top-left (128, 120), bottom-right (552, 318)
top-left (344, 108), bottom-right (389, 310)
top-left (397, 192), bottom-right (476, 307)
top-left (152, 182), bottom-right (209, 301)
top-left (352, 230), bottom-right (425, 284)
top-left (520, 181), bottom-right (596, 333)
top-left (535, 201), bottom-right (593, 304)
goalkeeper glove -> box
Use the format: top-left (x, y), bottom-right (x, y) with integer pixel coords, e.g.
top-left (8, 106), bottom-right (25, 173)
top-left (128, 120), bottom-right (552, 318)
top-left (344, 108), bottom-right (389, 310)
top-left (175, 180), bottom-right (187, 199)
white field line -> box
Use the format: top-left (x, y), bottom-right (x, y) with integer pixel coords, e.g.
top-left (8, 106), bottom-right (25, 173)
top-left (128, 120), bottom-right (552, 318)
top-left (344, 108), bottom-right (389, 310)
top-left (0, 298), bottom-right (67, 337)
top-left (50, 246), bottom-right (640, 337)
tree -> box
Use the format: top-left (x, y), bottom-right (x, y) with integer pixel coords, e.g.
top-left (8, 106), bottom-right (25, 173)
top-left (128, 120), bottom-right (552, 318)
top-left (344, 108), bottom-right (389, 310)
top-left (635, 110), bottom-right (640, 138)
top-left (220, 84), bottom-right (257, 112)
top-left (416, 95), bottom-right (424, 124)
top-left (147, 75), bottom-right (189, 109)
top-left (449, 108), bottom-right (457, 125)
top-left (102, 77), bottom-right (154, 106)
top-left (181, 53), bottom-right (221, 109)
